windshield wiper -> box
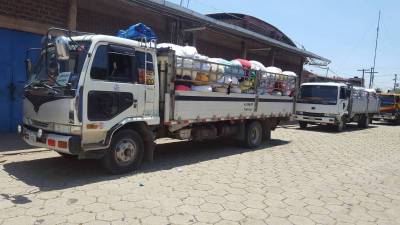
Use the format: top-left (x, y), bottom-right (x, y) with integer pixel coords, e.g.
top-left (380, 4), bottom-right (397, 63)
top-left (27, 80), bottom-right (60, 94)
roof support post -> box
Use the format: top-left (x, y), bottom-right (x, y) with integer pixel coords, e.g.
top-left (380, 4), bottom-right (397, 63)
top-left (241, 41), bottom-right (247, 59)
top-left (270, 49), bottom-right (276, 66)
top-left (68, 0), bottom-right (78, 30)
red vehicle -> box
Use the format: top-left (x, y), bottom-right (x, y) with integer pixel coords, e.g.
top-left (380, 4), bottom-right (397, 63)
top-left (374, 93), bottom-right (400, 124)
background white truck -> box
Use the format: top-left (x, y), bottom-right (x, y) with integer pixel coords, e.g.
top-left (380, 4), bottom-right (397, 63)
top-left (20, 29), bottom-right (295, 174)
top-left (294, 82), bottom-right (380, 132)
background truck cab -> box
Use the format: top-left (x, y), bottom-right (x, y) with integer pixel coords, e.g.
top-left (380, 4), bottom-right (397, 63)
top-left (294, 82), bottom-right (380, 131)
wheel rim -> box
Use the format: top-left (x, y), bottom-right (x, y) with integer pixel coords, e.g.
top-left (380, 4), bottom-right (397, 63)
top-left (250, 125), bottom-right (261, 145)
top-left (114, 139), bottom-right (137, 165)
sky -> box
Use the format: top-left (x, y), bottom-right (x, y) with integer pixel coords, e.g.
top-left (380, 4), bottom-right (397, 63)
top-left (168, 0), bottom-right (400, 91)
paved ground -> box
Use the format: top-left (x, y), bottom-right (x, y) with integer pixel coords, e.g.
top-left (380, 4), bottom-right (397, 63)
top-left (0, 133), bottom-right (39, 153)
top-left (0, 122), bottom-right (399, 225)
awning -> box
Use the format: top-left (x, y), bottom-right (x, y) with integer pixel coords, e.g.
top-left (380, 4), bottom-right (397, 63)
top-left (127, 0), bottom-right (331, 63)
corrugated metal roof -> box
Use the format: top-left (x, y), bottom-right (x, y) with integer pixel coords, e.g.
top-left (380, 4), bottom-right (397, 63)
top-left (127, 0), bottom-right (330, 63)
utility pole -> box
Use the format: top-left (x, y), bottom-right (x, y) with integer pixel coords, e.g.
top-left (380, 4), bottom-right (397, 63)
top-left (394, 74), bottom-right (398, 92)
top-left (357, 69), bottom-right (369, 87)
top-left (371, 10), bottom-right (381, 88)
top-left (365, 67), bottom-right (378, 89)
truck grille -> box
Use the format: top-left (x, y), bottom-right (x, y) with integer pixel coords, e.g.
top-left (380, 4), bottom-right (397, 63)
top-left (31, 119), bottom-right (50, 128)
top-left (301, 112), bottom-right (325, 117)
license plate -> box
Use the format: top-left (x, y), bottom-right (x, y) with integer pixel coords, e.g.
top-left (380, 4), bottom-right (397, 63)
top-left (28, 133), bottom-right (36, 142)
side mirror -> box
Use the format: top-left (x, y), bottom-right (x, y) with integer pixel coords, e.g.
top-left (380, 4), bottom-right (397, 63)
top-left (25, 59), bottom-right (32, 79)
top-left (55, 36), bottom-right (70, 60)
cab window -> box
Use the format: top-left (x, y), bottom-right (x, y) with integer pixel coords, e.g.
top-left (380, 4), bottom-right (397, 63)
top-left (135, 51), bottom-right (155, 85)
top-left (90, 45), bottom-right (138, 83)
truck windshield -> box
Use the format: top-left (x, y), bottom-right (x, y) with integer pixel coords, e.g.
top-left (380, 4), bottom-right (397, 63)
top-left (379, 95), bottom-right (395, 106)
top-left (298, 85), bottom-right (338, 105)
top-left (27, 41), bottom-right (91, 91)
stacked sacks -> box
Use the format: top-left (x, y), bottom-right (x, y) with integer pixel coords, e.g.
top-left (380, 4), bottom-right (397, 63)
top-left (232, 59), bottom-right (255, 94)
top-left (282, 71), bottom-right (297, 96)
top-left (157, 43), bottom-right (294, 95)
top-left (250, 61), bottom-right (268, 95)
top-left (265, 66), bottom-right (283, 95)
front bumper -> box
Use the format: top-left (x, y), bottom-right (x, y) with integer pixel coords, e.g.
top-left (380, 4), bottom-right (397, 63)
top-left (294, 114), bottom-right (337, 124)
top-left (19, 125), bottom-right (81, 155)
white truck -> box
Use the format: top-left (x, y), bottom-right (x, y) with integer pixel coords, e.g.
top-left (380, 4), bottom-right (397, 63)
top-left (294, 82), bottom-right (380, 132)
top-left (19, 29), bottom-right (295, 174)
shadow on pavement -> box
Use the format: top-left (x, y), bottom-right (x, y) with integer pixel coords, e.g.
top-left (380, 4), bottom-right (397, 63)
top-left (285, 123), bottom-right (379, 133)
top-left (2, 138), bottom-right (290, 192)
top-left (0, 133), bottom-right (38, 152)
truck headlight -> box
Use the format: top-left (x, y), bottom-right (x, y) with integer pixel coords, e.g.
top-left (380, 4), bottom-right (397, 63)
top-left (37, 129), bottom-right (43, 138)
top-left (54, 124), bottom-right (81, 135)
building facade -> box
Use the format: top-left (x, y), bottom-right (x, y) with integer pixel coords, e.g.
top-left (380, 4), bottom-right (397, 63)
top-left (0, 0), bottom-right (327, 133)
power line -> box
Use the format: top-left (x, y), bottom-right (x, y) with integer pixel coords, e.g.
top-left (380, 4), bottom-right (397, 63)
top-left (371, 10), bottom-right (381, 87)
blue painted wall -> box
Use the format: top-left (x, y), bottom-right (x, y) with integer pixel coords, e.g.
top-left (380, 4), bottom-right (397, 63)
top-left (0, 28), bottom-right (42, 133)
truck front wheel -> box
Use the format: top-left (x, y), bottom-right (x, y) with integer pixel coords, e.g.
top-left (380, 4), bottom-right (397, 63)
top-left (336, 118), bottom-right (345, 132)
top-left (244, 121), bottom-right (263, 149)
top-left (299, 121), bottom-right (308, 129)
top-left (101, 129), bottom-right (144, 174)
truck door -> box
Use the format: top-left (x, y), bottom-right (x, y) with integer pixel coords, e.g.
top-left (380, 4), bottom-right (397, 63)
top-left (339, 86), bottom-right (349, 114)
top-left (135, 51), bottom-right (157, 116)
top-left (81, 43), bottom-right (147, 145)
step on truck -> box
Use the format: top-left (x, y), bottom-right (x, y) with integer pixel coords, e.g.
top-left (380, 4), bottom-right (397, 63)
top-left (294, 82), bottom-right (380, 132)
top-left (19, 29), bottom-right (295, 174)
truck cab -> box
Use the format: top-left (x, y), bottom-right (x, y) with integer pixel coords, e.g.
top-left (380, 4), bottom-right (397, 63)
top-left (20, 31), bottom-right (159, 171)
top-left (294, 82), bottom-right (351, 131)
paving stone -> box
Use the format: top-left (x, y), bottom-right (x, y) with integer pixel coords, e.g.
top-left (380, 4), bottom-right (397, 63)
top-left (142, 215), bottom-right (169, 225)
top-left (1, 124), bottom-right (400, 225)
top-left (199, 202), bottom-right (224, 213)
top-left (265, 216), bottom-right (293, 225)
top-left (219, 210), bottom-right (245, 221)
top-left (2, 215), bottom-right (36, 225)
top-left (67, 212), bottom-right (96, 224)
top-left (195, 211), bottom-right (221, 223)
top-left (288, 215), bottom-right (315, 225)
top-left (168, 213), bottom-right (195, 224)
top-left (96, 210), bottom-right (125, 222)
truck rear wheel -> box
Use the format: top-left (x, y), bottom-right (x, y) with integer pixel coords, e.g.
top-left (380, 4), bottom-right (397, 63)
top-left (244, 121), bottom-right (263, 149)
top-left (358, 115), bottom-right (369, 128)
top-left (101, 129), bottom-right (144, 174)
top-left (299, 121), bottom-right (308, 129)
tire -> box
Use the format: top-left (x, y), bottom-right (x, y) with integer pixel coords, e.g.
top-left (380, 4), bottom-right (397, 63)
top-left (336, 118), bottom-right (345, 132)
top-left (244, 121), bottom-right (263, 149)
top-left (101, 129), bottom-right (144, 174)
top-left (358, 115), bottom-right (369, 128)
top-left (299, 121), bottom-right (308, 129)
